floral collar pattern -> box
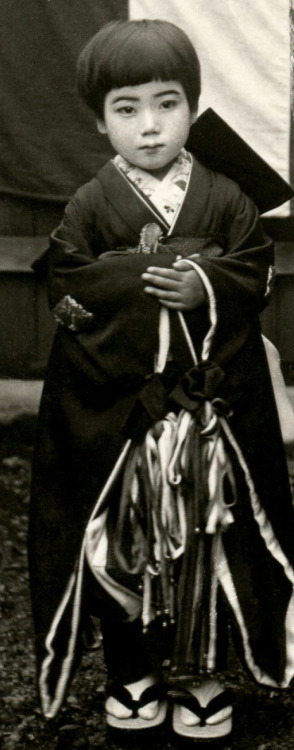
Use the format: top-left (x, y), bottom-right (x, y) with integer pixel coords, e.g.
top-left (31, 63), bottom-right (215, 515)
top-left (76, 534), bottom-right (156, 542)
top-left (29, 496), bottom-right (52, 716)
top-left (113, 148), bottom-right (192, 227)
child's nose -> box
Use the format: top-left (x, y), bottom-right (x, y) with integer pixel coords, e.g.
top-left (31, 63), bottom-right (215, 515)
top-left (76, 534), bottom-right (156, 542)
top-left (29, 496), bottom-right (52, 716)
top-left (140, 109), bottom-right (160, 134)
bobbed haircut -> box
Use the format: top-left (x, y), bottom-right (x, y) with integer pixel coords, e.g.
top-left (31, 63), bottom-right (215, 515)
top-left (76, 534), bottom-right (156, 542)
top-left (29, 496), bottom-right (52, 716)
top-left (77, 19), bottom-right (201, 119)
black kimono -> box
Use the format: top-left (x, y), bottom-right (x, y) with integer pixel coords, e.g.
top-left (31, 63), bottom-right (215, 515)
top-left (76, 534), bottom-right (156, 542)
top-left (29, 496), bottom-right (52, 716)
top-left (29, 155), bottom-right (294, 719)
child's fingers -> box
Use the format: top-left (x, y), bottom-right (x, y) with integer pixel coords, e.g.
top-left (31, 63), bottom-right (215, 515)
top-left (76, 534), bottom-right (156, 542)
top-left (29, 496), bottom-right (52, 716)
top-left (142, 268), bottom-right (183, 284)
top-left (142, 268), bottom-right (204, 310)
top-left (159, 299), bottom-right (186, 310)
top-left (143, 281), bottom-right (182, 295)
top-left (142, 271), bottom-right (185, 294)
top-left (144, 286), bottom-right (182, 301)
top-left (143, 277), bottom-right (182, 292)
top-left (172, 259), bottom-right (192, 272)
top-left (144, 266), bottom-right (181, 276)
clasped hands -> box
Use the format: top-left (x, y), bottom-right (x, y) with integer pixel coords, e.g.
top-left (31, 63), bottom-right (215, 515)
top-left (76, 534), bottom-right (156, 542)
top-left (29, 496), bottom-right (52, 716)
top-left (141, 259), bottom-right (205, 311)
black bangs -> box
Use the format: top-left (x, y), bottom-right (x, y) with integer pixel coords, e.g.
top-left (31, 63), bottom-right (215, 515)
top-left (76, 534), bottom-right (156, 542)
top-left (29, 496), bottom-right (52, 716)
top-left (102, 27), bottom-right (191, 90)
top-left (77, 20), bottom-right (201, 118)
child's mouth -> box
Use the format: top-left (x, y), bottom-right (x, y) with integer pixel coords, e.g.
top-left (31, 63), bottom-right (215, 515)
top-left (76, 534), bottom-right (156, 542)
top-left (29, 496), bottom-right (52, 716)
top-left (140, 144), bottom-right (164, 151)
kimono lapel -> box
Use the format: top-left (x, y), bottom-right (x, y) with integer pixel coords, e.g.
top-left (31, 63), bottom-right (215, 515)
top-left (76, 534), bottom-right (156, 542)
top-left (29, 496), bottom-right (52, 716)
top-left (113, 149), bottom-right (192, 231)
top-left (98, 161), bottom-right (168, 242)
top-left (98, 156), bottom-right (213, 242)
top-left (172, 157), bottom-right (213, 236)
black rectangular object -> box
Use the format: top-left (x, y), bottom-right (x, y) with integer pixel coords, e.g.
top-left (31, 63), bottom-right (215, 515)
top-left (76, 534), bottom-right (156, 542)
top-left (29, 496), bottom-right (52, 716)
top-left (186, 108), bottom-right (294, 214)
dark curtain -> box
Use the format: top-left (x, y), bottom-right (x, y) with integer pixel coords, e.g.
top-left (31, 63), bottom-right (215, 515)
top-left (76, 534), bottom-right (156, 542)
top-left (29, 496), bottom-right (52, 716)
top-left (0, 0), bottom-right (127, 200)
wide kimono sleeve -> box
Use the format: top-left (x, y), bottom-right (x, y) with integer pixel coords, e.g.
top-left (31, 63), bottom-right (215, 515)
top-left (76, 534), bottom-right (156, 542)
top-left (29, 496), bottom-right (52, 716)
top-left (43, 165), bottom-right (275, 375)
top-left (43, 177), bottom-right (180, 377)
top-left (182, 173), bottom-right (275, 364)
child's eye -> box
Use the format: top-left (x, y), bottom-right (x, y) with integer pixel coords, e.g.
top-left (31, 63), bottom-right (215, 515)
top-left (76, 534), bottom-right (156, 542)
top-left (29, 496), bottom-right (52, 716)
top-left (116, 105), bottom-right (136, 116)
top-left (161, 99), bottom-right (177, 110)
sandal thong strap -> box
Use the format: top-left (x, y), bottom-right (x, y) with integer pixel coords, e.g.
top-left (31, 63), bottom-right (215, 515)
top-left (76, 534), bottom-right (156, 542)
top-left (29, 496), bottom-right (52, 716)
top-left (171, 688), bottom-right (232, 727)
top-left (108, 682), bottom-right (166, 719)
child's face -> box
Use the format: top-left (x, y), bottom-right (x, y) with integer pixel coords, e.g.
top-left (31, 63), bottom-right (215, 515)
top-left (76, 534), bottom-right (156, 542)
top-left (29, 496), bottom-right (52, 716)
top-left (97, 80), bottom-right (197, 175)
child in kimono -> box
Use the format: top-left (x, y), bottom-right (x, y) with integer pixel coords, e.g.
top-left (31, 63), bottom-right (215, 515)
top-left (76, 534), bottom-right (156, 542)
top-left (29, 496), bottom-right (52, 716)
top-left (29, 19), bottom-right (294, 741)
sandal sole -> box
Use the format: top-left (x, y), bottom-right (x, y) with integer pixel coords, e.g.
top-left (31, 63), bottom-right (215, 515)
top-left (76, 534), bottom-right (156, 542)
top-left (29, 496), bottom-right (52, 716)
top-left (173, 705), bottom-right (232, 739)
top-left (106, 700), bottom-right (168, 730)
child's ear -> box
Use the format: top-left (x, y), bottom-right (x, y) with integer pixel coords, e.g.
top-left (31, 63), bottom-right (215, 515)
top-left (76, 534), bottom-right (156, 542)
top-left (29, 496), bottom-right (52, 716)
top-left (96, 118), bottom-right (107, 135)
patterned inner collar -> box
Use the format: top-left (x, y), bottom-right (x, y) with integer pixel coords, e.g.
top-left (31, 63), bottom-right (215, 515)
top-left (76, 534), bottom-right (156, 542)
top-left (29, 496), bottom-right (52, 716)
top-left (113, 149), bottom-right (192, 227)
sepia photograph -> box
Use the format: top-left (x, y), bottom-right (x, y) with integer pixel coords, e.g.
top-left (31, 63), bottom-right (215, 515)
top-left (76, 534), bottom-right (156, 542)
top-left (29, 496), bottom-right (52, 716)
top-left (1, 2), bottom-right (294, 748)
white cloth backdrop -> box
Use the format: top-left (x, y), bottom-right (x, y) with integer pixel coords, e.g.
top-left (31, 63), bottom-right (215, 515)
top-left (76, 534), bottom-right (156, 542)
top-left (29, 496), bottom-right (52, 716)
top-left (130, 0), bottom-right (291, 216)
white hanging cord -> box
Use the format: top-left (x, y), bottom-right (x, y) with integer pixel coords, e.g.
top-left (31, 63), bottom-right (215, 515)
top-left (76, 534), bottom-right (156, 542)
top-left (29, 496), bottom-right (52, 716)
top-left (155, 306), bottom-right (171, 373)
top-left (177, 311), bottom-right (198, 366)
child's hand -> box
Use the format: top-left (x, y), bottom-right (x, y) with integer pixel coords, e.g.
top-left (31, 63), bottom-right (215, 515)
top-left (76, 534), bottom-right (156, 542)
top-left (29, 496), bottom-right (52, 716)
top-left (141, 259), bottom-right (206, 310)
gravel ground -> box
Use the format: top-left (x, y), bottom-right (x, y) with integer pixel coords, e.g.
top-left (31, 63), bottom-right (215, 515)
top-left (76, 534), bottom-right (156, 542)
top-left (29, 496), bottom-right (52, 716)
top-left (1, 432), bottom-right (294, 750)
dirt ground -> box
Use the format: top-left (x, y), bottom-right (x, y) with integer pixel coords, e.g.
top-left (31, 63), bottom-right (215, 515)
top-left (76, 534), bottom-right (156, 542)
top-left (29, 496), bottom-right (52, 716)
top-left (1, 429), bottom-right (294, 749)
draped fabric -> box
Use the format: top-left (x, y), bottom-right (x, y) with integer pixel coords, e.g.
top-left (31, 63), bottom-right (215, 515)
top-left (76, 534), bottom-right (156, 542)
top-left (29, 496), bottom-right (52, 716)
top-left (0, 0), bottom-right (292, 213)
top-left (131, 0), bottom-right (292, 217)
top-left (0, 0), bottom-right (127, 201)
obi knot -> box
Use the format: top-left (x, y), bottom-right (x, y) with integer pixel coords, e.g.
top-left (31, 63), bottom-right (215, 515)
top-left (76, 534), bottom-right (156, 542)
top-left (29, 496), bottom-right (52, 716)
top-left (122, 362), bottom-right (180, 442)
top-left (169, 361), bottom-right (225, 413)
